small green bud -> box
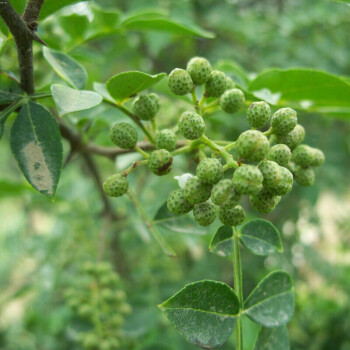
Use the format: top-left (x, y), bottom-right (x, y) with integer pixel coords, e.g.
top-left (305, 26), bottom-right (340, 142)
top-left (246, 101), bottom-right (271, 128)
top-left (103, 174), bottom-right (129, 197)
top-left (294, 166), bottom-right (315, 186)
top-left (186, 57), bottom-right (212, 85)
top-left (178, 111), bottom-right (205, 140)
top-left (236, 130), bottom-right (269, 162)
top-left (310, 148), bottom-right (325, 167)
top-left (292, 144), bottom-right (315, 167)
top-left (196, 158), bottom-right (223, 185)
top-left (232, 165), bottom-right (263, 195)
top-left (81, 333), bottom-right (99, 348)
top-left (132, 94), bottom-right (159, 120)
top-left (193, 201), bottom-right (217, 226)
top-left (204, 70), bottom-right (227, 97)
top-left (119, 303), bottom-right (132, 315)
top-left (110, 314), bottom-right (124, 327)
top-left (155, 129), bottom-right (177, 151)
top-left (110, 122), bottom-right (138, 149)
top-left (225, 77), bottom-right (235, 90)
top-left (148, 149), bottom-right (173, 175)
top-left (167, 189), bottom-right (194, 214)
top-left (168, 68), bottom-right (193, 95)
top-left (271, 107), bottom-right (297, 135)
top-left (219, 205), bottom-right (245, 226)
top-left (78, 304), bottom-right (94, 317)
top-left (219, 88), bottom-right (245, 113)
top-left (267, 144), bottom-right (292, 166)
top-left (211, 179), bottom-right (241, 208)
top-left (184, 176), bottom-right (212, 204)
top-left (249, 189), bottom-right (281, 213)
top-left (275, 124), bottom-right (305, 150)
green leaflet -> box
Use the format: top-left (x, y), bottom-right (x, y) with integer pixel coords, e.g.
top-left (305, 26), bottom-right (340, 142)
top-left (209, 225), bottom-right (234, 257)
top-left (253, 326), bottom-right (290, 350)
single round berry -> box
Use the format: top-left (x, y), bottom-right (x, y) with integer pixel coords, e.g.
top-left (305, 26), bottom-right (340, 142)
top-left (110, 122), bottom-right (138, 149)
top-left (267, 144), bottom-right (292, 166)
top-left (310, 148), bottom-right (325, 167)
top-left (249, 189), bottom-right (281, 213)
top-left (294, 166), bottom-right (315, 187)
top-left (178, 111), bottom-right (205, 140)
top-left (225, 77), bottom-right (235, 90)
top-left (148, 149), bottom-right (173, 176)
top-left (196, 158), bottom-right (223, 185)
top-left (193, 201), bottom-right (217, 226)
top-left (211, 179), bottom-right (241, 208)
top-left (271, 107), bottom-right (297, 135)
top-left (236, 130), bottom-right (269, 162)
top-left (246, 101), bottom-right (271, 128)
top-left (168, 68), bottom-right (193, 96)
top-left (219, 205), bottom-right (245, 226)
top-left (132, 94), bottom-right (159, 120)
top-left (186, 57), bottom-right (212, 85)
top-left (232, 165), bottom-right (263, 195)
top-left (167, 189), bottom-right (194, 214)
top-left (275, 124), bottom-right (305, 150)
top-left (184, 176), bottom-right (212, 204)
top-left (204, 70), bottom-right (227, 97)
top-left (292, 144), bottom-right (315, 167)
top-left (103, 174), bottom-right (128, 197)
top-left (155, 129), bottom-right (177, 151)
top-left (219, 88), bottom-right (245, 113)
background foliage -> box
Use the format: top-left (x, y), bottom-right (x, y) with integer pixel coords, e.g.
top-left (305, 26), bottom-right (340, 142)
top-left (1, 0), bottom-right (350, 349)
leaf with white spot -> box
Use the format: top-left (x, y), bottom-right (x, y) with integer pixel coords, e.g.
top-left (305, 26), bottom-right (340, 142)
top-left (253, 326), bottom-right (290, 350)
top-left (10, 101), bottom-right (63, 198)
top-left (209, 225), bottom-right (234, 257)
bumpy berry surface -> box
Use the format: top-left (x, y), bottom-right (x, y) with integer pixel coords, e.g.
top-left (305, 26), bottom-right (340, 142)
top-left (149, 93), bottom-right (160, 111)
top-left (232, 165), bottom-right (263, 195)
top-left (246, 101), bottom-right (271, 128)
top-left (271, 107), bottom-right (298, 135)
top-left (204, 70), bottom-right (227, 97)
top-left (219, 88), bottom-right (245, 114)
top-left (196, 158), bottom-right (224, 185)
top-left (148, 149), bottom-right (173, 176)
top-left (178, 111), bottom-right (205, 140)
top-left (110, 122), bottom-right (138, 149)
top-left (219, 205), bottom-right (245, 226)
top-left (275, 124), bottom-right (305, 150)
top-left (249, 189), bottom-right (281, 213)
top-left (103, 174), bottom-right (128, 197)
top-left (292, 144), bottom-right (315, 167)
top-left (168, 68), bottom-right (193, 96)
top-left (294, 166), bottom-right (315, 186)
top-left (167, 189), bottom-right (194, 214)
top-left (311, 148), bottom-right (325, 167)
top-left (225, 77), bottom-right (235, 90)
top-left (186, 57), bottom-right (212, 85)
top-left (155, 129), bottom-right (177, 151)
top-left (236, 130), bottom-right (269, 162)
top-left (184, 176), bottom-right (212, 204)
top-left (193, 201), bottom-right (217, 226)
top-left (132, 94), bottom-right (159, 120)
top-left (211, 179), bottom-right (241, 208)
top-left (267, 144), bottom-right (292, 166)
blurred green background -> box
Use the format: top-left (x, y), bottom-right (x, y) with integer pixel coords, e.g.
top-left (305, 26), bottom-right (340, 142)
top-left (1, 0), bottom-right (350, 349)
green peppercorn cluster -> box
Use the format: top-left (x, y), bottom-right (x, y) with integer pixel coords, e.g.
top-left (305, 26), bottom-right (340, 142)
top-left (65, 261), bottom-right (131, 350)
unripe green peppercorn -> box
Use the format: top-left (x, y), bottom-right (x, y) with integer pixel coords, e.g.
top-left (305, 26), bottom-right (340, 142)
top-left (310, 148), bottom-right (325, 167)
top-left (294, 166), bottom-right (315, 186)
top-left (155, 129), bottom-right (177, 151)
top-left (184, 176), bottom-right (212, 204)
top-left (249, 189), bottom-right (281, 213)
top-left (204, 70), bottom-right (227, 97)
top-left (275, 124), bottom-right (305, 150)
top-left (267, 144), bottom-right (292, 166)
top-left (219, 88), bottom-right (245, 113)
top-left (132, 94), bottom-right (159, 120)
top-left (103, 174), bottom-right (129, 197)
top-left (219, 205), bottom-right (245, 226)
top-left (148, 149), bottom-right (173, 175)
top-left (167, 189), bottom-right (194, 214)
top-left (246, 101), bottom-right (271, 128)
top-left (178, 111), bottom-right (205, 140)
top-left (168, 68), bottom-right (193, 95)
top-left (292, 144), bottom-right (315, 167)
top-left (193, 201), bottom-right (217, 226)
top-left (271, 107), bottom-right (297, 135)
top-left (186, 57), bottom-right (212, 85)
top-left (232, 165), bottom-right (263, 195)
top-left (225, 77), bottom-right (235, 90)
top-left (236, 130), bottom-right (269, 162)
top-left (196, 158), bottom-right (224, 185)
top-left (211, 179), bottom-right (241, 208)
top-left (110, 122), bottom-right (138, 149)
